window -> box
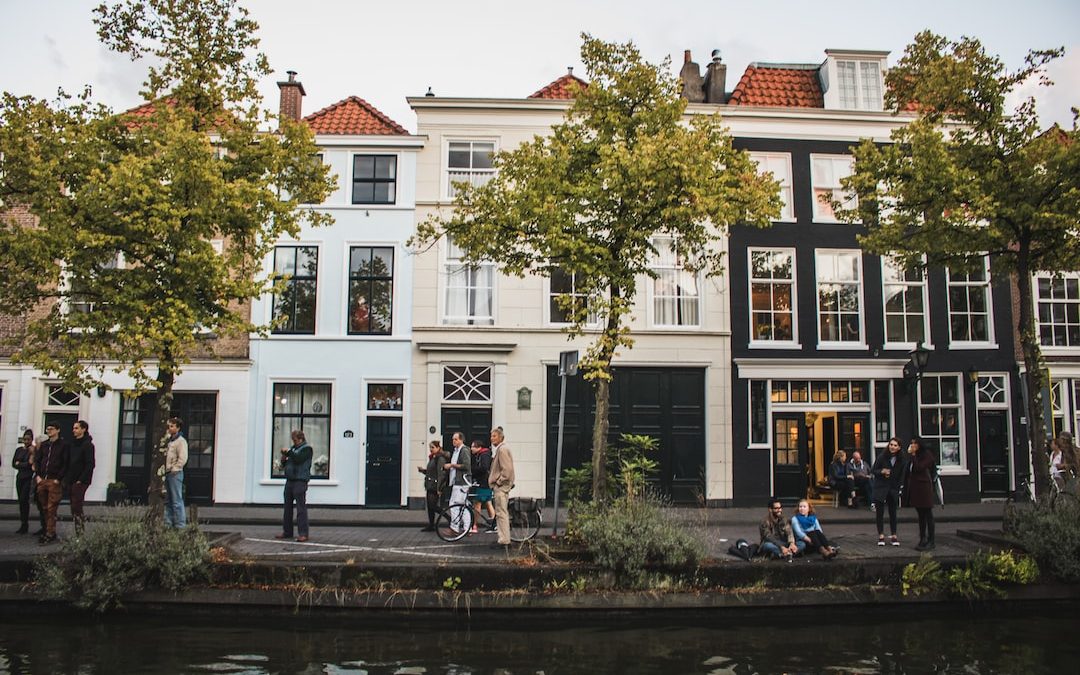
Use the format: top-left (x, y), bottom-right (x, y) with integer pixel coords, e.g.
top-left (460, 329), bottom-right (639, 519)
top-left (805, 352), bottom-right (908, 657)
top-left (816, 250), bottom-right (863, 345)
top-left (443, 365), bottom-right (492, 403)
top-left (446, 141), bottom-right (495, 198)
top-left (271, 246), bottom-right (318, 334)
top-left (836, 60), bottom-right (882, 110)
top-left (651, 235), bottom-right (700, 327)
top-left (749, 248), bottom-right (795, 343)
top-left (947, 258), bottom-right (993, 344)
top-left (444, 237), bottom-right (494, 325)
top-left (750, 380), bottom-right (768, 445)
top-left (1050, 380), bottom-right (1066, 438)
top-left (67, 254), bottom-right (121, 314)
top-left (748, 152), bottom-right (794, 221)
top-left (271, 383), bottom-right (331, 479)
top-left (874, 380), bottom-right (892, 446)
top-left (771, 380), bottom-right (869, 404)
top-left (1036, 274), bottom-right (1080, 347)
top-left (882, 256), bottom-right (928, 345)
top-left (918, 375), bottom-right (962, 470)
top-left (549, 268), bottom-right (597, 325)
top-left (811, 155), bottom-right (857, 222)
top-left (351, 155), bottom-right (396, 205)
top-left (976, 375), bottom-right (1007, 406)
top-left (348, 247), bottom-right (393, 335)
top-left (368, 383), bottom-right (404, 411)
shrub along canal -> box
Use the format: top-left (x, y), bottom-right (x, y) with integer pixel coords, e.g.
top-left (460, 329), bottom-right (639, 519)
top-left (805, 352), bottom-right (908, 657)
top-left (0, 605), bottom-right (1075, 673)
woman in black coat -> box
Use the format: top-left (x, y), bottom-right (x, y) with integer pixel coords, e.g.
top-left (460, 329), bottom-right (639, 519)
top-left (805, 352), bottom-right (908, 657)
top-left (11, 430), bottom-right (35, 534)
top-left (871, 437), bottom-right (908, 547)
top-left (904, 436), bottom-right (937, 551)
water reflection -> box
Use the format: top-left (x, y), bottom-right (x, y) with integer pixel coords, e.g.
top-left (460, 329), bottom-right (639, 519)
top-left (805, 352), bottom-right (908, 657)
top-left (0, 607), bottom-right (1074, 674)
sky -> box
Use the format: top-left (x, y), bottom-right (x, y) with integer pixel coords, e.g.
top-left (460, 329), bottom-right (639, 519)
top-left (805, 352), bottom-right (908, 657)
top-left (1, 0), bottom-right (1078, 132)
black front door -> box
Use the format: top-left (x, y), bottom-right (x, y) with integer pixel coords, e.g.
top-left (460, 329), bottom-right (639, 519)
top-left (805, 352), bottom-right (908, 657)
top-left (979, 410), bottom-right (1009, 496)
top-left (441, 408), bottom-right (492, 455)
top-left (773, 413), bottom-right (807, 503)
top-left (365, 416), bottom-right (403, 506)
top-left (116, 393), bottom-right (217, 504)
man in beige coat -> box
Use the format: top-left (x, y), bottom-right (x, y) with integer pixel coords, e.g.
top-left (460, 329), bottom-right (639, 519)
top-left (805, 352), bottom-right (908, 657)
top-left (487, 426), bottom-right (516, 547)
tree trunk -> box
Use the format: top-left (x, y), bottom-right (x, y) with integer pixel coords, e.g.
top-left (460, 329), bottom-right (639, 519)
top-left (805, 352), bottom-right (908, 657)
top-left (591, 376), bottom-right (610, 502)
top-left (1015, 249), bottom-right (1051, 499)
top-left (147, 366), bottom-right (176, 514)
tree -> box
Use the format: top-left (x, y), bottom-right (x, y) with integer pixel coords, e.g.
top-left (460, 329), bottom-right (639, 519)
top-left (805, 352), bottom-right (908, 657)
top-left (839, 31), bottom-right (1080, 498)
top-left (0, 0), bottom-right (335, 507)
top-left (414, 35), bottom-right (781, 501)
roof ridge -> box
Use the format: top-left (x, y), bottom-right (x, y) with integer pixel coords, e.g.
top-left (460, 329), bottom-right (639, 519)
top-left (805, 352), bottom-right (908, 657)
top-left (303, 95), bottom-right (409, 136)
top-left (746, 62), bottom-right (823, 71)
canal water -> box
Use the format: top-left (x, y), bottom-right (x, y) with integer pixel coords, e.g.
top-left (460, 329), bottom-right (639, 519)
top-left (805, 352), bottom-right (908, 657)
top-left (0, 607), bottom-right (1074, 674)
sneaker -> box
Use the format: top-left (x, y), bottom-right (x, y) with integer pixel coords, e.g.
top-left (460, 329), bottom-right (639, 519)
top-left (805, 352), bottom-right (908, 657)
top-left (469, 526), bottom-right (479, 534)
top-left (486, 522), bottom-right (498, 532)
top-left (295, 536), bottom-right (309, 543)
top-left (870, 503), bottom-right (877, 512)
top-left (890, 536), bottom-right (900, 547)
top-left (877, 537), bottom-right (886, 547)
top-left (274, 533), bottom-right (291, 540)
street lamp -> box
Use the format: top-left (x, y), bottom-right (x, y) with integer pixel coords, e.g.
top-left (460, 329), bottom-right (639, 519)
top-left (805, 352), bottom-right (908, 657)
top-left (907, 342), bottom-right (932, 436)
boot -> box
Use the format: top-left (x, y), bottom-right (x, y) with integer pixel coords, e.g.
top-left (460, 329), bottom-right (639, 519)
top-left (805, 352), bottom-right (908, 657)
top-left (915, 539), bottom-right (927, 551)
top-left (923, 539), bottom-right (936, 551)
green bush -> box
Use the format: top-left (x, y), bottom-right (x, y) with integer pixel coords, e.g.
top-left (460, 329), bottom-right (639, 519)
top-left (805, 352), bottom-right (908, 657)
top-left (1004, 496), bottom-right (1080, 582)
top-left (33, 507), bottom-right (211, 611)
top-left (573, 493), bottom-right (703, 589)
top-left (901, 555), bottom-right (944, 597)
top-left (901, 550), bottom-right (1038, 600)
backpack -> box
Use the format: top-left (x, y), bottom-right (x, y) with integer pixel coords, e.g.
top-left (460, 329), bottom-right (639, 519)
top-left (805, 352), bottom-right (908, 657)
top-left (727, 538), bottom-right (759, 561)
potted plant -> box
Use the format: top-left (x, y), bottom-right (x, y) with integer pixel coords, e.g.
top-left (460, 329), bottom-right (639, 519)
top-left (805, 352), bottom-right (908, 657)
top-left (106, 481), bottom-right (129, 506)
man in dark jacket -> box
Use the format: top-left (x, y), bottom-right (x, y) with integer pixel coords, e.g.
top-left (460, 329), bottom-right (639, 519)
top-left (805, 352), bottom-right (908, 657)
top-left (759, 497), bottom-right (803, 560)
top-left (277, 429), bottom-right (313, 542)
top-left (34, 422), bottom-right (70, 544)
top-left (66, 420), bottom-right (96, 533)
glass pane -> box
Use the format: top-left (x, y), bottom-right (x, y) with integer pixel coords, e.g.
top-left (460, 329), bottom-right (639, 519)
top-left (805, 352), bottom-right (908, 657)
top-left (472, 143), bottom-right (494, 170)
top-left (274, 248), bottom-right (295, 276)
top-left (274, 384), bottom-right (303, 415)
top-left (349, 281), bottom-right (371, 333)
top-left (352, 182), bottom-right (374, 204)
top-left (368, 384), bottom-right (404, 411)
top-left (448, 143), bottom-right (470, 168)
top-left (375, 156), bottom-right (396, 179)
top-left (306, 418), bottom-right (331, 478)
top-left (304, 384), bottom-right (331, 415)
top-left (354, 155), bottom-right (374, 179)
top-left (297, 247), bottom-right (318, 276)
top-left (750, 380), bottom-right (767, 444)
top-left (790, 381), bottom-right (808, 403)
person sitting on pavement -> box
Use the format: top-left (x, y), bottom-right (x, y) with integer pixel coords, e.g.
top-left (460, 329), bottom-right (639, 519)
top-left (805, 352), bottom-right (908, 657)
top-left (791, 498), bottom-right (838, 560)
top-left (847, 450), bottom-right (874, 509)
top-left (759, 497), bottom-right (804, 560)
top-left (827, 450), bottom-right (852, 505)
top-left (469, 439), bottom-right (496, 534)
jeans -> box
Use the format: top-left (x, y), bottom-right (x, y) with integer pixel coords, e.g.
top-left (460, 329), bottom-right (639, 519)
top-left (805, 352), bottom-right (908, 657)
top-left (16, 476), bottom-right (33, 529)
top-left (874, 492), bottom-right (899, 536)
top-left (283, 479), bottom-right (309, 537)
top-left (760, 539), bottom-right (807, 558)
top-left (69, 481), bottom-right (89, 532)
top-left (36, 479), bottom-right (62, 537)
top-left (164, 470), bottom-right (186, 528)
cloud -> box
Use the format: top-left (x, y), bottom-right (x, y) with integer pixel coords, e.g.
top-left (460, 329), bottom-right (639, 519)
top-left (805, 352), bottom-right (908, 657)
top-left (44, 35), bottom-right (66, 70)
top-left (1009, 46), bottom-right (1079, 129)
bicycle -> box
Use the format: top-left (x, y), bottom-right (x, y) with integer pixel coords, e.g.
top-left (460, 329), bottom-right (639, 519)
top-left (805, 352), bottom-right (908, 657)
top-left (435, 489), bottom-right (542, 543)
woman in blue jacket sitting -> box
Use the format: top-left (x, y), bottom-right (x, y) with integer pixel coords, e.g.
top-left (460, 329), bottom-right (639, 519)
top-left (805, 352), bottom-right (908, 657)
top-left (792, 499), bottom-right (838, 560)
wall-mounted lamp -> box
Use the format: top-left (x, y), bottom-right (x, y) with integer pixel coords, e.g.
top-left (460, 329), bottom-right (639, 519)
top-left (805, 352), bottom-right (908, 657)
top-left (96, 385), bottom-right (108, 398)
top-left (967, 367), bottom-right (980, 384)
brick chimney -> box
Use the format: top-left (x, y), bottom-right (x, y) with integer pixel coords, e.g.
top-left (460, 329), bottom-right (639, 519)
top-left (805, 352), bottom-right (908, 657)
top-left (679, 50), bottom-right (705, 103)
top-left (277, 70), bottom-right (306, 126)
top-left (703, 50), bottom-right (727, 104)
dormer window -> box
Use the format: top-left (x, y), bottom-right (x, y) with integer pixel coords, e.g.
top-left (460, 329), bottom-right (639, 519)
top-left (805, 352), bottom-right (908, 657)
top-left (823, 50), bottom-right (887, 112)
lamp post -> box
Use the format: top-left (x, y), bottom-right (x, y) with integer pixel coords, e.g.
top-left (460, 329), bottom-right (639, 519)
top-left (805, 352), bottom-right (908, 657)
top-left (907, 342), bottom-right (932, 436)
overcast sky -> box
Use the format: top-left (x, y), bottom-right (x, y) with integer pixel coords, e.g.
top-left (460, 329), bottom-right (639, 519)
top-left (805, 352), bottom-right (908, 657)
top-left (2, 0), bottom-right (1077, 132)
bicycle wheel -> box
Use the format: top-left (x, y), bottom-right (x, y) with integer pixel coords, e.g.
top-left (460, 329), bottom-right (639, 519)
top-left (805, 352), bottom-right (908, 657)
top-left (509, 508), bottom-right (541, 542)
top-left (435, 504), bottom-right (474, 542)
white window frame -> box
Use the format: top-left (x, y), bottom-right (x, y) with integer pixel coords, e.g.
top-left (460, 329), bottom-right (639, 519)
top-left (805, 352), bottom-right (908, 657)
top-left (546, 268), bottom-right (599, 327)
top-left (748, 152), bottom-right (794, 222)
top-left (748, 247), bottom-right (798, 347)
top-left (815, 249), bottom-right (865, 349)
top-left (61, 253), bottom-right (124, 316)
top-left (649, 234), bottom-right (701, 329)
top-left (444, 139), bottom-right (497, 200)
top-left (836, 59), bottom-right (883, 111)
top-left (442, 237), bottom-right (495, 326)
top-left (881, 255), bottom-right (930, 349)
top-left (810, 154), bottom-right (857, 223)
top-left (1034, 272), bottom-right (1080, 353)
top-left (266, 379), bottom-right (335, 483)
top-left (946, 256), bottom-right (996, 348)
top-left (269, 243), bottom-right (320, 335)
top-left (345, 244), bottom-right (396, 336)
top-left (917, 373), bottom-right (967, 475)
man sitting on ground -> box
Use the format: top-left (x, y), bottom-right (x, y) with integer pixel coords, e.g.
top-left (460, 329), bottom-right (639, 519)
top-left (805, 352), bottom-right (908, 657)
top-left (759, 497), bottom-right (804, 560)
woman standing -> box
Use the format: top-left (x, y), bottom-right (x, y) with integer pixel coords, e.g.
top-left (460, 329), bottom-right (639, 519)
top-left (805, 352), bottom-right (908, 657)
top-left (905, 437), bottom-right (937, 551)
top-left (418, 440), bottom-right (447, 532)
top-left (11, 431), bottom-right (35, 534)
top-left (791, 499), bottom-right (838, 560)
top-left (871, 437), bottom-right (908, 547)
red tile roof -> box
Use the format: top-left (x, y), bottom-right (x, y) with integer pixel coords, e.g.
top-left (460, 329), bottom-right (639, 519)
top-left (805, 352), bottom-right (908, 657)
top-left (303, 96), bottom-right (409, 135)
top-left (528, 73), bottom-right (589, 100)
top-left (728, 65), bottom-right (824, 108)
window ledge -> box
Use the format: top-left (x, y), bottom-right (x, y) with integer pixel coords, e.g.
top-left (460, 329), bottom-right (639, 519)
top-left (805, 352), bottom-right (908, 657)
top-left (938, 469), bottom-right (969, 477)
top-left (817, 342), bottom-right (869, 350)
top-left (749, 341), bottom-right (802, 350)
top-left (260, 479), bottom-right (340, 486)
top-left (946, 342), bottom-right (999, 351)
top-left (747, 444), bottom-right (771, 450)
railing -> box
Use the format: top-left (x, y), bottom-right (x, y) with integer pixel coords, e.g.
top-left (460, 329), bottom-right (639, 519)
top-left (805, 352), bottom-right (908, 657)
top-left (446, 169), bottom-right (496, 199)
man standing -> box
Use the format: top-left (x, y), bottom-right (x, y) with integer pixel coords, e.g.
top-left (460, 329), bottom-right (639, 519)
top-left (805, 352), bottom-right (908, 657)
top-left (488, 426), bottom-right (516, 548)
top-left (66, 420), bottom-right (96, 533)
top-left (163, 417), bottom-right (189, 529)
top-left (445, 432), bottom-right (472, 532)
top-left (34, 422), bottom-right (69, 544)
top-left (759, 497), bottom-right (803, 560)
top-left (277, 429), bottom-right (313, 542)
